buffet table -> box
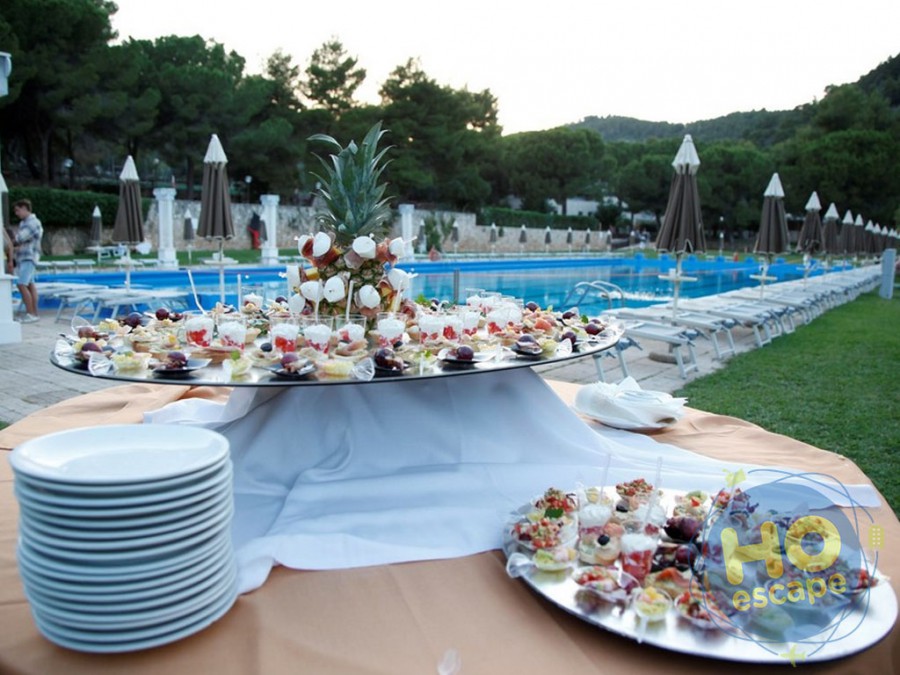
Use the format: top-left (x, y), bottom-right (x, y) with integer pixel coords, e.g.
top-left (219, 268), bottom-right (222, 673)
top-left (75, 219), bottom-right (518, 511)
top-left (1, 381), bottom-right (897, 673)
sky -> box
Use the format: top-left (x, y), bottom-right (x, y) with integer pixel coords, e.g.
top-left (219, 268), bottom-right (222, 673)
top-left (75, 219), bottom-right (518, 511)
top-left (111, 0), bottom-right (900, 135)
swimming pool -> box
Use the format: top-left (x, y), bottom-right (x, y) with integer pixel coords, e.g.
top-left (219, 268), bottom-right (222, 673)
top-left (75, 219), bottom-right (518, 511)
top-left (40, 254), bottom-right (823, 314)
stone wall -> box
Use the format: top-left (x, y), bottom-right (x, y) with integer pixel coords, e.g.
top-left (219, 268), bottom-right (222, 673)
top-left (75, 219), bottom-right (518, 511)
top-left (45, 199), bottom-right (610, 256)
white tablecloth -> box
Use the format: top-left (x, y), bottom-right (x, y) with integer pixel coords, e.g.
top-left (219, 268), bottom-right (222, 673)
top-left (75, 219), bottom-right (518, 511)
top-left (145, 369), bottom-right (878, 593)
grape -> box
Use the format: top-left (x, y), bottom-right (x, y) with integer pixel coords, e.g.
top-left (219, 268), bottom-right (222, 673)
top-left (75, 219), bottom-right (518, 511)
top-left (155, 308), bottom-right (170, 321)
top-left (260, 342), bottom-right (273, 353)
top-left (584, 323), bottom-right (602, 336)
top-left (525, 301), bottom-right (539, 311)
top-left (674, 544), bottom-right (698, 569)
top-left (455, 345), bottom-right (474, 361)
top-left (280, 352), bottom-right (300, 368)
top-left (123, 312), bottom-right (143, 328)
top-left (373, 347), bottom-right (395, 368)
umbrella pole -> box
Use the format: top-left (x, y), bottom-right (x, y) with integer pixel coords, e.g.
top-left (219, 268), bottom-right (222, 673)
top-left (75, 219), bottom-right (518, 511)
top-left (672, 254), bottom-right (683, 320)
top-left (218, 240), bottom-right (226, 305)
top-left (125, 249), bottom-right (132, 290)
top-left (759, 256), bottom-right (769, 299)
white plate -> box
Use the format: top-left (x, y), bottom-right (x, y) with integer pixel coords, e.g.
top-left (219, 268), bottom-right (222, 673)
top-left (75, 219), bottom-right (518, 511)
top-left (571, 403), bottom-right (674, 431)
top-left (14, 454), bottom-right (229, 497)
top-left (437, 347), bottom-right (498, 364)
top-left (19, 506), bottom-right (231, 563)
top-left (22, 489), bottom-right (232, 541)
top-left (16, 536), bottom-right (231, 599)
top-left (24, 558), bottom-right (235, 621)
top-left (31, 562), bottom-right (236, 630)
top-left (10, 424), bottom-right (228, 484)
top-left (16, 528), bottom-right (231, 579)
top-left (16, 470), bottom-right (231, 519)
top-left (32, 571), bottom-right (237, 653)
top-left (20, 499), bottom-right (233, 552)
top-left (14, 462), bottom-right (232, 508)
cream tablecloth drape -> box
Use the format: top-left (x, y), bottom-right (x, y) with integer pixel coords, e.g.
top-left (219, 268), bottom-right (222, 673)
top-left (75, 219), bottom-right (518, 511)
top-left (0, 380), bottom-right (896, 673)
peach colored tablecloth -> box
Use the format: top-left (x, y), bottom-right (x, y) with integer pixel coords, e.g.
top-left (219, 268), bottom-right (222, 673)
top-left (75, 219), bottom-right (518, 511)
top-left (0, 382), bottom-right (897, 674)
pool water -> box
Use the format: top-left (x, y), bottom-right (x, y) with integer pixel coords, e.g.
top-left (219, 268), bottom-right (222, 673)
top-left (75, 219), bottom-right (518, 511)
top-left (42, 254), bottom-right (822, 314)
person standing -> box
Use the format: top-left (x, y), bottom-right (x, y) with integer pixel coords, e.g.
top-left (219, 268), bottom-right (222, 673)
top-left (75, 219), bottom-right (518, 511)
top-left (12, 198), bottom-right (43, 323)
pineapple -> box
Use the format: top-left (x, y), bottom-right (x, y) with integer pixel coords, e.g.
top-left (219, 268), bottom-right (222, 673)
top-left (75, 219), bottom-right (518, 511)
top-left (308, 122), bottom-right (393, 248)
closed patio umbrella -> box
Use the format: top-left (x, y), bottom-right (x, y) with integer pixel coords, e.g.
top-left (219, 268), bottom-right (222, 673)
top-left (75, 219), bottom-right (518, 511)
top-left (853, 214), bottom-right (866, 259)
top-left (198, 134), bottom-right (235, 303)
top-left (839, 210), bottom-right (855, 261)
top-left (752, 172), bottom-right (789, 298)
top-left (89, 205), bottom-right (102, 245)
top-left (821, 203), bottom-right (840, 271)
top-left (111, 156), bottom-right (144, 289)
top-left (796, 192), bottom-right (823, 255)
top-left (796, 191), bottom-right (823, 282)
top-left (656, 134), bottom-right (705, 316)
top-left (183, 209), bottom-right (196, 264)
top-left (89, 205), bottom-right (102, 264)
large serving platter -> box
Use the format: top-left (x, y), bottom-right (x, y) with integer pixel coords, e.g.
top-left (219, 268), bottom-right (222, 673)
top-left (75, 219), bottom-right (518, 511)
top-left (504, 490), bottom-right (898, 664)
top-left (50, 326), bottom-right (621, 388)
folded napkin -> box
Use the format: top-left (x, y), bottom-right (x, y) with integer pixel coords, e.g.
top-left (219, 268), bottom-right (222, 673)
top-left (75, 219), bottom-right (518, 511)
top-left (573, 377), bottom-right (686, 429)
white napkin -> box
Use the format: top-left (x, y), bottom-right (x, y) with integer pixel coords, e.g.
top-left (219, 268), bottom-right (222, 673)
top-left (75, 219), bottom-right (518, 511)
top-left (573, 377), bottom-right (686, 429)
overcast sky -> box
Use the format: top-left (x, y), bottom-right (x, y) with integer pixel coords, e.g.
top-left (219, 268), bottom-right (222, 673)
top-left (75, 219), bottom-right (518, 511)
top-left (111, 0), bottom-right (899, 134)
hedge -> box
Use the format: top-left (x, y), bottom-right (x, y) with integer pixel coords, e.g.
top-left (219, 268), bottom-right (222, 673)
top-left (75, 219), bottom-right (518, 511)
top-left (6, 186), bottom-right (150, 230)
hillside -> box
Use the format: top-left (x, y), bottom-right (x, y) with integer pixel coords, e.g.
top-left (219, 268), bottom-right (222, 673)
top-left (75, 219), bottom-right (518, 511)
top-left (571, 52), bottom-right (898, 145)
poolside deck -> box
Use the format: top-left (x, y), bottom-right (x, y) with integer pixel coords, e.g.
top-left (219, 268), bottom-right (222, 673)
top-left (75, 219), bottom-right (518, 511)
top-left (2, 264), bottom-right (881, 425)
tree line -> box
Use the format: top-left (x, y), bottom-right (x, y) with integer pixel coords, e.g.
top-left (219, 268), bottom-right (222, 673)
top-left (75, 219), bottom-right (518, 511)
top-left (1, 0), bottom-right (898, 239)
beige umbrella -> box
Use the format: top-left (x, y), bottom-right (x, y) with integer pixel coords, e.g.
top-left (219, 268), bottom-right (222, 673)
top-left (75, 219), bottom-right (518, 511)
top-left (656, 134), bottom-right (705, 316)
top-left (111, 156), bottom-right (144, 289)
top-left (198, 134), bottom-right (235, 303)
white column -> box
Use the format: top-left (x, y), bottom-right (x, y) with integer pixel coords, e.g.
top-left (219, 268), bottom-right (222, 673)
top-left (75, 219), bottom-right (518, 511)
top-left (0, 169), bottom-right (21, 344)
top-left (260, 194), bottom-right (280, 266)
top-left (153, 187), bottom-right (178, 268)
top-left (398, 203), bottom-right (415, 259)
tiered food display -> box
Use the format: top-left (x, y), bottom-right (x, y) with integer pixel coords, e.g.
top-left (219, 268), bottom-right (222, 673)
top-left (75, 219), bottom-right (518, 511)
top-left (54, 122), bottom-right (618, 383)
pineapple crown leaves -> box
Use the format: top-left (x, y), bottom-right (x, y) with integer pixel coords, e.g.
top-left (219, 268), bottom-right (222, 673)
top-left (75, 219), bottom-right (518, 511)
top-left (309, 122), bottom-right (394, 247)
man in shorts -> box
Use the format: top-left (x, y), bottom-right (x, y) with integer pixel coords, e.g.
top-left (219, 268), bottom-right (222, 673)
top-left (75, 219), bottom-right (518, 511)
top-left (12, 199), bottom-right (43, 323)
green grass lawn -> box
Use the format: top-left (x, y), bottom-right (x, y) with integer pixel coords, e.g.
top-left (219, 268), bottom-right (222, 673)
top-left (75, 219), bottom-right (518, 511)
top-left (675, 290), bottom-right (900, 516)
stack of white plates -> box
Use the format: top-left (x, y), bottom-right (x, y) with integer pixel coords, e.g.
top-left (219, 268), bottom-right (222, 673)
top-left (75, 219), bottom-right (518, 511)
top-left (10, 424), bottom-right (238, 653)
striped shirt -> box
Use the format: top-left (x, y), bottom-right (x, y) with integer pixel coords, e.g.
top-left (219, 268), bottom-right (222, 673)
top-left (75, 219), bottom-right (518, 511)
top-left (15, 214), bottom-right (43, 263)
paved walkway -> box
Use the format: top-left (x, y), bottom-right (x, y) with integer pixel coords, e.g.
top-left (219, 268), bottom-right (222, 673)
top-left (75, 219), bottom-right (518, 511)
top-left (0, 307), bottom-right (767, 427)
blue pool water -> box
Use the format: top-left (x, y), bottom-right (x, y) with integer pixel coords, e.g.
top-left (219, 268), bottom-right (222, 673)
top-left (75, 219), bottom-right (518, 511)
top-left (41, 254), bottom-right (825, 314)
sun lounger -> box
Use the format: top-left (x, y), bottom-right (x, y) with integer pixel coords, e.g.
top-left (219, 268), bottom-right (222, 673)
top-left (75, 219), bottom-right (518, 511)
top-left (613, 320), bottom-right (700, 379)
top-left (608, 307), bottom-right (737, 360)
top-left (88, 289), bottom-right (189, 322)
top-left (675, 297), bottom-right (780, 348)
